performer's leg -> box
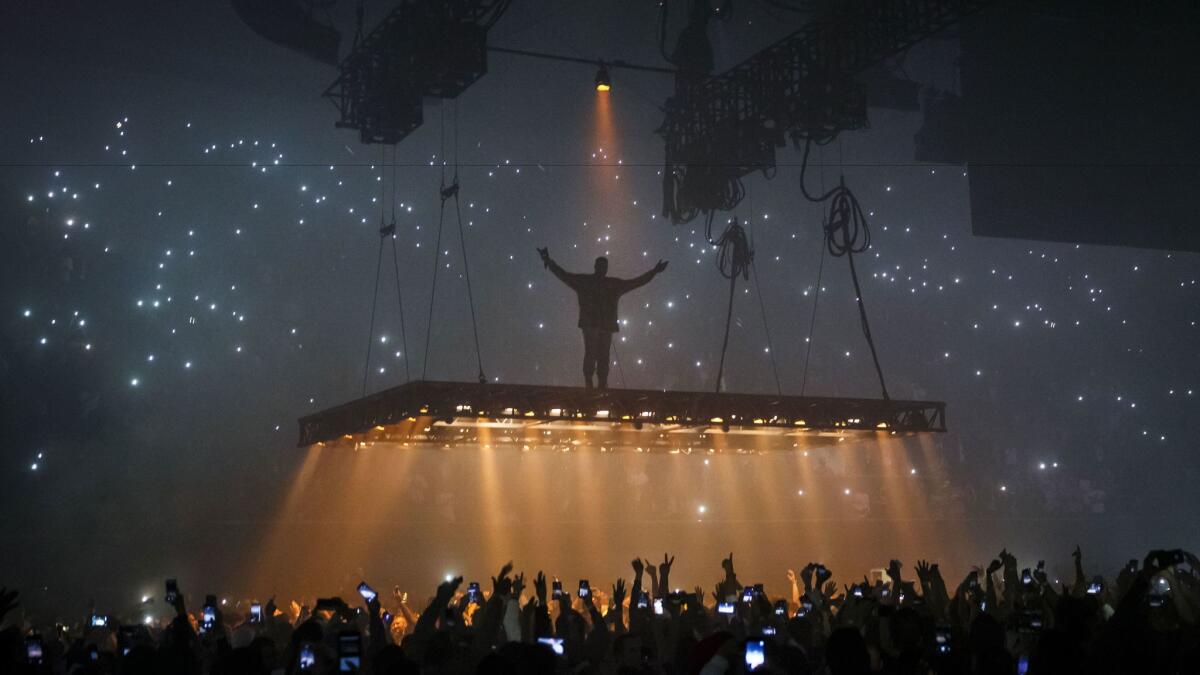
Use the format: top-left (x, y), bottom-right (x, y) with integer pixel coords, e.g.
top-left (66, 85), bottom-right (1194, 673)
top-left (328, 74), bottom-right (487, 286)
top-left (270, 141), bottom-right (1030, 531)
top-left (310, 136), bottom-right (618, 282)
top-left (596, 331), bottom-right (612, 389)
top-left (582, 329), bottom-right (596, 388)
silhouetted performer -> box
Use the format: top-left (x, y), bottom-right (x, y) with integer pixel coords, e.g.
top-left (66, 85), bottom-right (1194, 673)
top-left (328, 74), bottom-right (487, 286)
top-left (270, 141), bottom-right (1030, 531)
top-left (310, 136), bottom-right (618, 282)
top-left (538, 248), bottom-right (668, 389)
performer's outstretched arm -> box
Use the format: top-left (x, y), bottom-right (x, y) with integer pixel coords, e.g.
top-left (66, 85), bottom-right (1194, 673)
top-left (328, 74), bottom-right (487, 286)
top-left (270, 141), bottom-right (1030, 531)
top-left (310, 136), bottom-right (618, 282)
top-left (619, 259), bottom-right (669, 293)
top-left (538, 247), bottom-right (582, 290)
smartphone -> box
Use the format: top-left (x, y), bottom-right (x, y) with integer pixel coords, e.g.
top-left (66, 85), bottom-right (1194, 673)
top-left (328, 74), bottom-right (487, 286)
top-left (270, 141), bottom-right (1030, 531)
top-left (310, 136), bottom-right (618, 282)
top-left (250, 603), bottom-right (264, 623)
top-left (935, 626), bottom-right (951, 654)
top-left (537, 637), bottom-right (565, 656)
top-left (357, 582), bottom-right (377, 602)
top-left (551, 579), bottom-right (563, 599)
top-left (1021, 569), bottom-right (1033, 585)
top-left (25, 635), bottom-right (44, 665)
top-left (1126, 559), bottom-right (1139, 574)
top-left (88, 645), bottom-right (99, 661)
top-left (636, 592), bottom-right (649, 610)
top-left (1017, 655), bottom-right (1030, 675)
top-left (653, 598), bottom-right (664, 615)
top-left (741, 587), bottom-right (754, 603)
top-left (299, 642), bottom-right (316, 670)
top-left (118, 625), bottom-right (138, 655)
top-left (467, 582), bottom-right (482, 604)
top-left (773, 600), bottom-right (787, 616)
top-left (338, 631), bottom-right (362, 672)
top-left (745, 639), bottom-right (765, 671)
top-left (90, 614), bottom-right (108, 627)
top-left (165, 578), bottom-right (179, 604)
top-left (202, 602), bottom-right (217, 633)
top-left (762, 625), bottom-right (777, 636)
top-left (852, 585), bottom-right (864, 598)
top-left (718, 602), bottom-right (735, 615)
top-left (1086, 582), bottom-right (1102, 595)
top-left (578, 580), bottom-right (590, 599)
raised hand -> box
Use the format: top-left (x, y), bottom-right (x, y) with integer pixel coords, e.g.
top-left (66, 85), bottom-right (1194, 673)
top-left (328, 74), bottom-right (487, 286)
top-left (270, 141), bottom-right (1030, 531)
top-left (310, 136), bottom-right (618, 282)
top-left (631, 558), bottom-right (644, 577)
top-left (722, 553), bottom-right (736, 577)
top-left (787, 569), bottom-right (797, 584)
top-left (801, 563), bottom-right (815, 591)
top-left (694, 586), bottom-right (706, 604)
top-left (534, 571), bottom-right (547, 606)
top-left (915, 560), bottom-right (931, 584)
top-left (654, 259), bottom-right (669, 274)
top-left (492, 561), bottom-right (515, 597)
top-left (612, 579), bottom-right (627, 607)
top-left (986, 558), bottom-right (1003, 575)
top-left (512, 572), bottom-right (526, 599)
top-left (816, 564), bottom-right (832, 586)
top-left (537, 247), bottom-right (550, 267)
top-left (437, 576), bottom-right (464, 602)
top-left (887, 559), bottom-right (903, 585)
top-left (659, 554), bottom-right (675, 589)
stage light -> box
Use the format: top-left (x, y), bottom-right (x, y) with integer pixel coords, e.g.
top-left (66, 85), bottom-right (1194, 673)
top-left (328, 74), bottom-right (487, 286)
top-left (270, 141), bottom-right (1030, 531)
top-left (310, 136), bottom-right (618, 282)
top-left (594, 64), bottom-right (611, 92)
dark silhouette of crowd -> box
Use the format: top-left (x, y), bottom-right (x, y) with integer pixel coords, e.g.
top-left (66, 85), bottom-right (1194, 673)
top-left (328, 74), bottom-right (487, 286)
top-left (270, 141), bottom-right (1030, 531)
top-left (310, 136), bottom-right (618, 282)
top-left (2, 547), bottom-right (1198, 674)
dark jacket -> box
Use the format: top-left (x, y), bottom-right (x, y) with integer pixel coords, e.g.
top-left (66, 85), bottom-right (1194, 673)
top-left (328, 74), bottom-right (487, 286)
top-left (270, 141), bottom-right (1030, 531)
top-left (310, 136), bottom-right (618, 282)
top-left (548, 261), bottom-right (657, 332)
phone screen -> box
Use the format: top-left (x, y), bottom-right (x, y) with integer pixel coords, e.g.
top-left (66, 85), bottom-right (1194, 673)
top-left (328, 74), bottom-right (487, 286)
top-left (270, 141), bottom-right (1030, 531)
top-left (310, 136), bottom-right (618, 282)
top-left (578, 580), bottom-right (590, 598)
top-left (653, 598), bottom-right (664, 615)
top-left (358, 582), bottom-right (377, 602)
top-left (537, 637), bottom-right (565, 656)
top-left (745, 640), bottom-right (765, 671)
top-left (935, 627), bottom-right (951, 653)
top-left (467, 582), bottom-right (481, 604)
top-left (762, 626), bottom-right (777, 636)
top-left (338, 632), bottom-right (362, 672)
top-left (299, 643), bottom-right (316, 670)
top-left (636, 592), bottom-right (649, 609)
top-left (202, 606), bottom-right (216, 632)
top-left (718, 602), bottom-right (735, 615)
top-left (552, 580), bottom-right (562, 599)
top-left (26, 636), bottom-right (44, 664)
top-left (165, 579), bottom-right (179, 604)
top-left (250, 603), bottom-right (263, 623)
top-left (90, 615), bottom-right (108, 627)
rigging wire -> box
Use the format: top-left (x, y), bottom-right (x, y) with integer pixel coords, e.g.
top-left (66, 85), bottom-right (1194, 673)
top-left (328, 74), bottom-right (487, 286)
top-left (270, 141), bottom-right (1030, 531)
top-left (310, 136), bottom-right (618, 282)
top-left (361, 144), bottom-right (388, 396)
top-left (707, 213), bottom-right (753, 393)
top-left (746, 209), bottom-right (783, 396)
top-left (389, 145), bottom-right (411, 382)
top-left (798, 138), bottom-right (890, 400)
top-left (421, 102), bottom-right (487, 384)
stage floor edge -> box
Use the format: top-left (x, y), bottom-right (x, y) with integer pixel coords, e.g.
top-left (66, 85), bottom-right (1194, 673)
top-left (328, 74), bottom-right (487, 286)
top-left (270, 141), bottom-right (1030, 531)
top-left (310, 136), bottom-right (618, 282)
top-left (297, 380), bottom-right (946, 448)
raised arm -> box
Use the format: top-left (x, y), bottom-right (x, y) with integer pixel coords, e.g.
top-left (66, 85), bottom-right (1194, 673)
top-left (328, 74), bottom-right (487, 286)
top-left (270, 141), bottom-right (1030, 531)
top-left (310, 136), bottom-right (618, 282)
top-left (618, 259), bottom-right (668, 294)
top-left (538, 247), bottom-right (582, 290)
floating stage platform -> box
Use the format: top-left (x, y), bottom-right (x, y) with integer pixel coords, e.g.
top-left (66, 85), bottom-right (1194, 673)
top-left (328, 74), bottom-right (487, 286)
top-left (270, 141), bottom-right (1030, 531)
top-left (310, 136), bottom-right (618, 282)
top-left (298, 380), bottom-right (945, 452)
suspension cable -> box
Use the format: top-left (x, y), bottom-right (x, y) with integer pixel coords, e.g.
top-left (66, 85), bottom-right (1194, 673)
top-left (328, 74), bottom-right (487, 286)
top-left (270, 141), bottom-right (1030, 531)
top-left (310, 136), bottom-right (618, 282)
top-left (422, 111), bottom-right (448, 380)
top-left (708, 213), bottom-right (753, 394)
top-left (747, 218), bottom-right (783, 396)
top-left (389, 145), bottom-right (410, 382)
top-left (362, 146), bottom-right (388, 396)
top-left (799, 138), bottom-right (890, 400)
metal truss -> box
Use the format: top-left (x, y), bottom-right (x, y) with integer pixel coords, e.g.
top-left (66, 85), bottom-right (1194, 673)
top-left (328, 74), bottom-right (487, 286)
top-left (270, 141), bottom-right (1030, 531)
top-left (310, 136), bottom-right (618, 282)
top-left (324, 0), bottom-right (502, 145)
top-left (660, 0), bottom-right (995, 222)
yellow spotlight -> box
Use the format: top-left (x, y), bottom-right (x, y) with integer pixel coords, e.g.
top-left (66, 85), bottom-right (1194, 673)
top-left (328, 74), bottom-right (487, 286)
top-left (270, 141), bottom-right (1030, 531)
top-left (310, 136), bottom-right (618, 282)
top-left (594, 64), bottom-right (611, 91)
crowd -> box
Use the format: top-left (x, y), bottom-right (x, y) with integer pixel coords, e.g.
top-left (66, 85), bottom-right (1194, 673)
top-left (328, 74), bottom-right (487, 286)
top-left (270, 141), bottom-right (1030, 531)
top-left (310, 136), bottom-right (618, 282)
top-left (2, 547), bottom-right (1197, 674)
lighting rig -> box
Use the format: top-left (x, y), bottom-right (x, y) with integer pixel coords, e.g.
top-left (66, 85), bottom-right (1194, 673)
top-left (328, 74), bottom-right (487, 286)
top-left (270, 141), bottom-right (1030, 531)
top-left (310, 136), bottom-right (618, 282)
top-left (323, 0), bottom-right (510, 144)
top-left (659, 0), bottom-right (994, 224)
